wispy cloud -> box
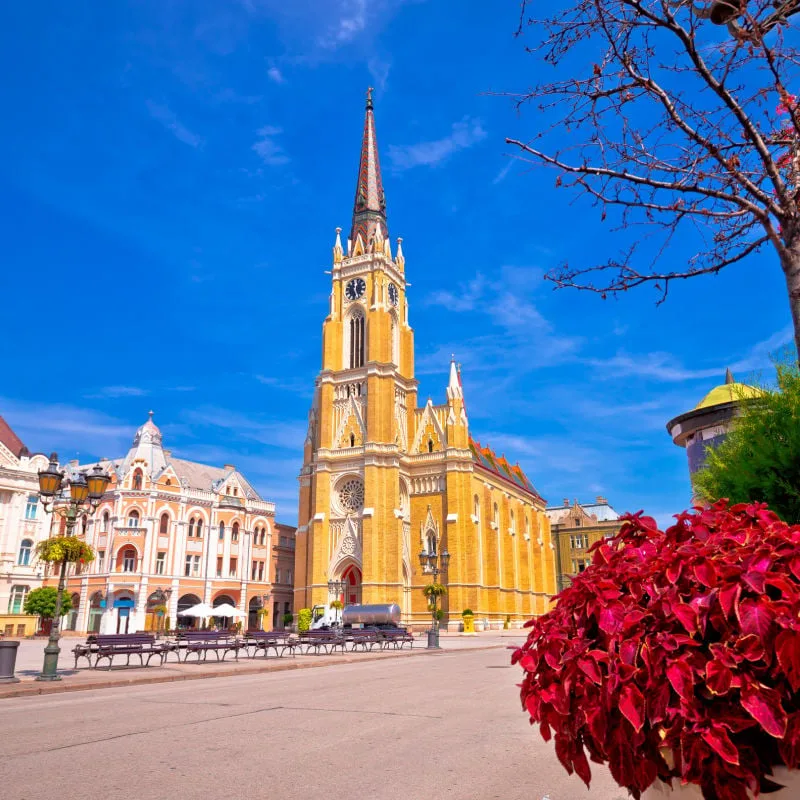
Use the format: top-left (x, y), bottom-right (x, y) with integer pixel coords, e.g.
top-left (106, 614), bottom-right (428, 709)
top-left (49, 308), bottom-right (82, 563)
top-left (368, 57), bottom-right (391, 92)
top-left (252, 125), bottom-right (289, 165)
top-left (589, 325), bottom-right (793, 383)
top-left (492, 161), bottom-right (513, 185)
top-left (182, 407), bottom-right (307, 451)
top-left (84, 385), bottom-right (149, 400)
top-left (318, 0), bottom-right (367, 48)
top-left (388, 117), bottom-right (487, 170)
top-left (146, 101), bottom-right (203, 148)
top-left (267, 66), bottom-right (285, 84)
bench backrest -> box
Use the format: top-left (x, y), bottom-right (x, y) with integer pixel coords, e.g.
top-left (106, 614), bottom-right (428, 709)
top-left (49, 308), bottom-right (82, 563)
top-left (94, 634), bottom-right (155, 645)
top-left (178, 631), bottom-right (230, 641)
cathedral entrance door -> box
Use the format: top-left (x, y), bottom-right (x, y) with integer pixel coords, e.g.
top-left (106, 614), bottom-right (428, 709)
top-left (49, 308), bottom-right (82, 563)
top-left (341, 565), bottom-right (362, 606)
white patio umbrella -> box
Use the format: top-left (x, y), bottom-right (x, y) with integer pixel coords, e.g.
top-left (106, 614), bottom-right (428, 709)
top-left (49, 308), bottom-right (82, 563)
top-left (212, 603), bottom-right (246, 618)
top-left (180, 602), bottom-right (216, 618)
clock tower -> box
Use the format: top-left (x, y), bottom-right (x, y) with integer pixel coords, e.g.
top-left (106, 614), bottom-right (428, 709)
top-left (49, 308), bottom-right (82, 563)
top-left (294, 92), bottom-right (557, 628)
top-left (294, 89), bottom-right (417, 612)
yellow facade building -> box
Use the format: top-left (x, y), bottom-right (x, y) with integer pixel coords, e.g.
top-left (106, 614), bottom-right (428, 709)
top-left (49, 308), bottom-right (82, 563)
top-left (294, 93), bottom-right (557, 629)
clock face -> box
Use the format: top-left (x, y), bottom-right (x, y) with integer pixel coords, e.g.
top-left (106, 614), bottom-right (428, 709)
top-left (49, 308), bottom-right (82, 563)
top-left (388, 283), bottom-right (399, 306)
top-left (345, 278), bottom-right (366, 301)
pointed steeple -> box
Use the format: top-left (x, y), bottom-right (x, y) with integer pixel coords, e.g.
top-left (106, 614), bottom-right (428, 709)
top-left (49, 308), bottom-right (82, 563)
top-left (725, 367), bottom-right (735, 385)
top-left (447, 355), bottom-right (462, 400)
top-left (350, 87), bottom-right (388, 251)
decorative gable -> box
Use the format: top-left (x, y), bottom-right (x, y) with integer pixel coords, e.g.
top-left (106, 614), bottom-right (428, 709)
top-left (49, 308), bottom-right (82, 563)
top-left (334, 395), bottom-right (366, 449)
top-left (411, 400), bottom-right (446, 454)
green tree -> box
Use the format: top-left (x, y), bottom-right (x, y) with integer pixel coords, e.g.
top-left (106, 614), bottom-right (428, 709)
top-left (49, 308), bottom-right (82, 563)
top-left (297, 608), bottom-right (312, 632)
top-left (694, 363), bottom-right (800, 523)
top-left (23, 586), bottom-right (73, 620)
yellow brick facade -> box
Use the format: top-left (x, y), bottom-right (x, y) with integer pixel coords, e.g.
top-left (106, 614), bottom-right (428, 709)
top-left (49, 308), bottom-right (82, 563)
top-left (294, 94), bottom-right (557, 629)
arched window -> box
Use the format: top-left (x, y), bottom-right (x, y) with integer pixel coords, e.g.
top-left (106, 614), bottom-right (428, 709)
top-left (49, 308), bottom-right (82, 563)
top-left (510, 509), bottom-right (515, 534)
top-left (132, 469), bottom-right (143, 490)
top-left (128, 509), bottom-right (140, 527)
top-left (348, 309), bottom-right (365, 369)
top-left (196, 519), bottom-right (203, 538)
top-left (18, 539), bottom-right (33, 566)
top-left (219, 522), bottom-right (225, 541)
top-left (350, 433), bottom-right (355, 447)
top-left (81, 514), bottom-right (88, 535)
top-left (525, 516), bottom-right (530, 539)
top-left (232, 522), bottom-right (239, 543)
top-left (428, 439), bottom-right (434, 453)
top-left (426, 531), bottom-right (437, 555)
top-left (121, 547), bottom-right (136, 572)
top-left (188, 517), bottom-right (195, 538)
top-left (493, 503), bottom-right (499, 527)
top-left (102, 511), bottom-right (110, 532)
top-left (474, 495), bottom-right (480, 518)
top-left (159, 513), bottom-right (169, 534)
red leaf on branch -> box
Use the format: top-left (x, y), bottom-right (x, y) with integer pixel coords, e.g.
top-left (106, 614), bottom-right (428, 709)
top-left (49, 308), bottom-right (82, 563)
top-left (737, 598), bottom-right (773, 640)
top-left (776, 630), bottom-right (800, 692)
top-left (740, 681), bottom-right (788, 738)
top-left (706, 659), bottom-right (733, 695)
top-left (702, 724), bottom-right (740, 765)
top-left (667, 660), bottom-right (694, 701)
top-left (619, 683), bottom-right (645, 732)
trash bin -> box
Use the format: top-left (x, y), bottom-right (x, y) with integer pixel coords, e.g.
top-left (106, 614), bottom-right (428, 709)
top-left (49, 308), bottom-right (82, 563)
top-left (0, 640), bottom-right (21, 683)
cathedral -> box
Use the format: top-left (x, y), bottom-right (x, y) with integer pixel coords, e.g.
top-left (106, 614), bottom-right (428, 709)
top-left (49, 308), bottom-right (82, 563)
top-left (294, 92), bottom-right (557, 629)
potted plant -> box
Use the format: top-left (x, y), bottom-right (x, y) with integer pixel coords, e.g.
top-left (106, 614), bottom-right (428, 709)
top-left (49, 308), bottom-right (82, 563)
top-left (23, 587), bottom-right (74, 636)
top-left (282, 612), bottom-right (294, 630)
top-left (462, 608), bottom-right (475, 634)
top-left (513, 502), bottom-right (800, 800)
top-left (297, 608), bottom-right (312, 633)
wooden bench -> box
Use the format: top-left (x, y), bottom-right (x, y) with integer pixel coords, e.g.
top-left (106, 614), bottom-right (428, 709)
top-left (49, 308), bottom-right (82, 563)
top-left (380, 628), bottom-right (415, 649)
top-left (73, 634), bottom-right (164, 669)
top-left (170, 631), bottom-right (241, 663)
top-left (298, 630), bottom-right (346, 655)
top-left (343, 628), bottom-right (382, 652)
top-left (241, 630), bottom-right (297, 658)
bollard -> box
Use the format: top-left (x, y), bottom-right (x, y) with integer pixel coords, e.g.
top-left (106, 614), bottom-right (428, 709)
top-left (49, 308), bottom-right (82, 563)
top-left (0, 640), bottom-right (21, 683)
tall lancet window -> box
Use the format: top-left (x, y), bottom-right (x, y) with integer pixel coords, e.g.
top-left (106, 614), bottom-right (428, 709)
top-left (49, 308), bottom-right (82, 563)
top-left (349, 309), bottom-right (365, 369)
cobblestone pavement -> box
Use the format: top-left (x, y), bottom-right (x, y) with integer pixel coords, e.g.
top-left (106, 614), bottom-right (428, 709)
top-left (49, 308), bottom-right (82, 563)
top-left (0, 646), bottom-right (627, 800)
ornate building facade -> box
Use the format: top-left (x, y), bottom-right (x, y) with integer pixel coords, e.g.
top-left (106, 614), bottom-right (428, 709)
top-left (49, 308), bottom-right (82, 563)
top-left (545, 496), bottom-right (622, 591)
top-left (0, 416), bottom-right (52, 629)
top-left (294, 93), bottom-right (557, 629)
top-left (57, 413), bottom-right (292, 634)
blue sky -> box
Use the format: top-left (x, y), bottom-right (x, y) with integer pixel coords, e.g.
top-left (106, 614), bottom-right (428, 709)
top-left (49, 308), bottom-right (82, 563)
top-left (0, 1), bottom-right (791, 526)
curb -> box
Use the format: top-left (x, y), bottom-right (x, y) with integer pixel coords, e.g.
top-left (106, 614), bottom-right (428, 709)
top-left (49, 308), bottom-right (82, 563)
top-left (0, 643), bottom-right (508, 700)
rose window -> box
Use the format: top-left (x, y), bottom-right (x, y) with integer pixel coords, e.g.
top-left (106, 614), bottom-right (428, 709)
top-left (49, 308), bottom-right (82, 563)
top-left (339, 479), bottom-right (364, 513)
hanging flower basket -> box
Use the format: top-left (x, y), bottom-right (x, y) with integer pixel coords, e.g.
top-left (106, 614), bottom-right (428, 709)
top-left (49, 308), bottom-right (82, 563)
top-left (36, 536), bottom-right (95, 564)
top-left (513, 502), bottom-right (800, 800)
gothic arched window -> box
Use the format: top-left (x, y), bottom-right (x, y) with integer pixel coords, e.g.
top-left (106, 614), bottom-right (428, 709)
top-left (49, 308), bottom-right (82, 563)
top-left (159, 513), bottom-right (169, 534)
top-left (188, 517), bottom-right (195, 538)
top-left (232, 522), bottom-right (239, 543)
top-left (426, 531), bottom-right (437, 555)
top-left (196, 519), bottom-right (203, 538)
top-left (102, 511), bottom-right (110, 532)
top-left (349, 309), bottom-right (365, 369)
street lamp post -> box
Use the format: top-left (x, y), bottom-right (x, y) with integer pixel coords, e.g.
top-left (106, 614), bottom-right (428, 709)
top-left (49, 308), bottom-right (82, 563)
top-left (327, 579), bottom-right (346, 626)
top-left (418, 547), bottom-right (450, 649)
top-left (35, 454), bottom-right (109, 681)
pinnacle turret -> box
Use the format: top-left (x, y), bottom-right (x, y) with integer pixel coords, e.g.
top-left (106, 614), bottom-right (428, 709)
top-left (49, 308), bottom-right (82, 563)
top-left (350, 87), bottom-right (388, 252)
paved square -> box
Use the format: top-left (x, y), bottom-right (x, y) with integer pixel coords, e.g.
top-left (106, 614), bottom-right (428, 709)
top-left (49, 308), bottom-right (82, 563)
top-left (1, 647), bottom-right (626, 800)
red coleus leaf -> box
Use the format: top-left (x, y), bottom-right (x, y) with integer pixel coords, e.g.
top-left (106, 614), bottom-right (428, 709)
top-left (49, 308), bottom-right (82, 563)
top-left (775, 630), bottom-right (800, 692)
top-left (693, 558), bottom-right (717, 587)
top-left (577, 655), bottom-right (602, 684)
top-left (736, 598), bottom-right (773, 640)
top-left (718, 583), bottom-right (741, 620)
top-left (619, 683), bottom-right (645, 732)
top-left (667, 660), bottom-right (694, 701)
top-left (673, 602), bottom-right (698, 635)
top-left (740, 680), bottom-right (788, 738)
top-left (706, 659), bottom-right (733, 695)
top-left (702, 723), bottom-right (740, 765)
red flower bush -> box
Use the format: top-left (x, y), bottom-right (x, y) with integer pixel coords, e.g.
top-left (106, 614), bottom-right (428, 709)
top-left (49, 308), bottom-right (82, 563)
top-left (513, 502), bottom-right (800, 800)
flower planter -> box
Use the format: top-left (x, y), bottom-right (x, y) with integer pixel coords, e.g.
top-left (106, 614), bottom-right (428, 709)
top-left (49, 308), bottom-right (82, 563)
top-left (462, 614), bottom-right (474, 633)
top-left (644, 769), bottom-right (800, 799)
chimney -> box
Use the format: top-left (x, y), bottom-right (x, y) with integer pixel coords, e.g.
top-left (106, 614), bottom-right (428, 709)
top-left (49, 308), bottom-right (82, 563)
top-left (224, 464), bottom-right (236, 471)
top-left (69, 459), bottom-right (79, 467)
top-left (563, 498), bottom-right (569, 507)
top-left (596, 495), bottom-right (607, 505)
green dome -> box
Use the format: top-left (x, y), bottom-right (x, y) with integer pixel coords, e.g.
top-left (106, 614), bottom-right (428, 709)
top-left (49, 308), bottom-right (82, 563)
top-left (694, 369), bottom-right (763, 410)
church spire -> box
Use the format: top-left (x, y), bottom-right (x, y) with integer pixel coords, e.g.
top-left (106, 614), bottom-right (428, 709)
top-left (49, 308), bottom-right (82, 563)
top-left (350, 87), bottom-right (388, 252)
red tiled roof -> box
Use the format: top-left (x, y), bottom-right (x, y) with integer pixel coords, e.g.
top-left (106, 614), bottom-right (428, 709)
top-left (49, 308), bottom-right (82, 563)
top-left (469, 436), bottom-right (544, 502)
top-left (0, 415), bottom-right (26, 458)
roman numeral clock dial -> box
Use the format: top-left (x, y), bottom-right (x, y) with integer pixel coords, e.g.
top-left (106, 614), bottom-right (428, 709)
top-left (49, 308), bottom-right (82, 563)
top-left (345, 278), bottom-right (366, 301)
